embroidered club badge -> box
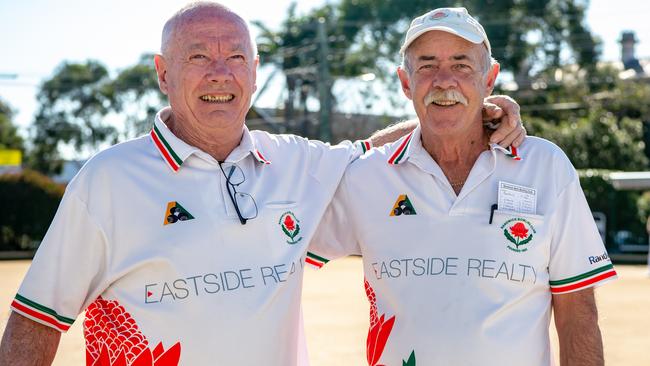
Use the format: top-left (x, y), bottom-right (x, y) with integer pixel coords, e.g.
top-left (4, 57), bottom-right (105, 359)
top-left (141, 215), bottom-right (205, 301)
top-left (501, 218), bottom-right (536, 252)
top-left (390, 194), bottom-right (417, 216)
top-left (163, 202), bottom-right (194, 225)
top-left (279, 211), bottom-right (302, 244)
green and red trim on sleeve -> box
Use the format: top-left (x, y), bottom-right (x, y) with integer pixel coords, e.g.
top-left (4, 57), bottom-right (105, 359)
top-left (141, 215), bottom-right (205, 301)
top-left (11, 294), bottom-right (75, 332)
top-left (387, 132), bottom-right (414, 165)
top-left (305, 252), bottom-right (330, 269)
top-left (549, 264), bottom-right (617, 294)
top-left (151, 125), bottom-right (184, 172)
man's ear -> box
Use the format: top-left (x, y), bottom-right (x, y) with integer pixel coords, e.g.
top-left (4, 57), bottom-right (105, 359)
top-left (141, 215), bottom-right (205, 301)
top-left (397, 67), bottom-right (413, 100)
top-left (154, 54), bottom-right (169, 95)
top-left (252, 55), bottom-right (259, 93)
top-left (485, 62), bottom-right (500, 94)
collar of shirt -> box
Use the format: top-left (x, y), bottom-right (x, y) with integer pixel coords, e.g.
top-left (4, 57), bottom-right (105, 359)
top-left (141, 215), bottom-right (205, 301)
top-left (149, 107), bottom-right (271, 172)
top-left (386, 124), bottom-right (523, 168)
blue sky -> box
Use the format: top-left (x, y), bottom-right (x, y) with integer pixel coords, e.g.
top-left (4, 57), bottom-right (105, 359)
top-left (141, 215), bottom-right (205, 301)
top-left (2, 0), bottom-right (650, 137)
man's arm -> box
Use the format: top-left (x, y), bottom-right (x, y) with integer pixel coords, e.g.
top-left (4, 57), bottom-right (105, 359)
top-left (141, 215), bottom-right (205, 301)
top-left (368, 95), bottom-right (525, 147)
top-left (0, 312), bottom-right (61, 365)
top-left (552, 287), bottom-right (604, 366)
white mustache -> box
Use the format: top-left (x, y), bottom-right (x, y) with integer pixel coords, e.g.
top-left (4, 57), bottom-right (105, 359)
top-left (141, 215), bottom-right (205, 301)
top-left (424, 89), bottom-right (468, 106)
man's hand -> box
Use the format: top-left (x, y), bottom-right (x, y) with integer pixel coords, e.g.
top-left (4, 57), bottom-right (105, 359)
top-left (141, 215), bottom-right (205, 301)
top-left (0, 312), bottom-right (61, 365)
top-left (484, 95), bottom-right (525, 148)
top-left (553, 288), bottom-right (604, 366)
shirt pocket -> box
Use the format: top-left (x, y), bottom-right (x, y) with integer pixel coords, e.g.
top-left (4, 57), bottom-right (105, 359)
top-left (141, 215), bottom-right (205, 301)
top-left (491, 209), bottom-right (548, 256)
top-left (260, 202), bottom-right (305, 249)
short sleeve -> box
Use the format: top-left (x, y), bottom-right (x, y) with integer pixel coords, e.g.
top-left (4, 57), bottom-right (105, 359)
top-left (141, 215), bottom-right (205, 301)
top-left (307, 139), bottom-right (372, 185)
top-left (306, 173), bottom-right (361, 269)
top-left (548, 178), bottom-right (617, 294)
top-left (10, 189), bottom-right (109, 332)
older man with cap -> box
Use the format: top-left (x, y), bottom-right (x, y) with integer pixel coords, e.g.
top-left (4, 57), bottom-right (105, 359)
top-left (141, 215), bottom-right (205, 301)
top-left (308, 7), bottom-right (617, 366)
top-left (0, 3), bottom-right (526, 366)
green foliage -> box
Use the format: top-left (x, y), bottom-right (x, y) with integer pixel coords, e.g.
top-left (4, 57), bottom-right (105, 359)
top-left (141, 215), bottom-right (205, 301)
top-left (525, 108), bottom-right (648, 171)
top-left (27, 60), bottom-right (117, 174)
top-left (111, 54), bottom-right (166, 137)
top-left (579, 170), bottom-right (646, 247)
top-left (336, 0), bottom-right (598, 75)
top-left (26, 56), bottom-right (165, 175)
top-left (0, 98), bottom-right (24, 151)
top-left (0, 170), bottom-right (64, 251)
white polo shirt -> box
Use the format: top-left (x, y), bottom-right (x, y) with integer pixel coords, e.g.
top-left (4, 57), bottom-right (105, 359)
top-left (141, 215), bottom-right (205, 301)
top-left (308, 125), bottom-right (617, 366)
top-left (11, 107), bottom-right (371, 366)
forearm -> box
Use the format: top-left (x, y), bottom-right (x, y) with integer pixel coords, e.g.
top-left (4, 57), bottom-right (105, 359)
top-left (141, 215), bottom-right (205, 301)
top-left (368, 119), bottom-right (417, 147)
top-left (0, 312), bottom-right (61, 366)
top-left (553, 288), bottom-right (604, 366)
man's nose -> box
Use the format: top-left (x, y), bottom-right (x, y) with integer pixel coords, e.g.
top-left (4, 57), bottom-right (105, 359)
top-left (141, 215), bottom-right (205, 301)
top-left (432, 68), bottom-right (457, 89)
top-left (206, 60), bottom-right (233, 83)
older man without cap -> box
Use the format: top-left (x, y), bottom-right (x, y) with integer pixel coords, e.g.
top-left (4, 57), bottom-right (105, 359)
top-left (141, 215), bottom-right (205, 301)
top-left (309, 7), bottom-right (617, 366)
top-left (0, 3), bottom-right (525, 365)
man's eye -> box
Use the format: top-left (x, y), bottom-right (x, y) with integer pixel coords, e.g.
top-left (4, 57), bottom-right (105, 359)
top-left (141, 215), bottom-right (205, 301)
top-left (418, 64), bottom-right (433, 70)
top-left (190, 54), bottom-right (207, 60)
top-left (229, 55), bottom-right (245, 61)
top-left (454, 64), bottom-right (471, 70)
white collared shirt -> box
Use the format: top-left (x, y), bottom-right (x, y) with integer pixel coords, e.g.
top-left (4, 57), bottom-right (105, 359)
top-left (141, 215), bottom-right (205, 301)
top-left (12, 107), bottom-right (371, 365)
top-left (308, 125), bottom-right (616, 365)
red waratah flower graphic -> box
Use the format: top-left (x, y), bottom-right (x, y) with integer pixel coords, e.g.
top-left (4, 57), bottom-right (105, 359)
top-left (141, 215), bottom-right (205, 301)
top-left (509, 222), bottom-right (529, 239)
top-left (364, 279), bottom-right (395, 366)
top-left (283, 215), bottom-right (296, 232)
top-left (84, 297), bottom-right (181, 366)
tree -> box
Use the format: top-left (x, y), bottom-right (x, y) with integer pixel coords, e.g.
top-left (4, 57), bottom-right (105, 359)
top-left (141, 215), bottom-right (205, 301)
top-left (26, 56), bottom-right (166, 175)
top-left (111, 54), bottom-right (166, 137)
top-left (0, 98), bottom-right (24, 151)
top-left (337, 0), bottom-right (599, 83)
top-left (27, 60), bottom-right (117, 174)
top-left (255, 3), bottom-right (368, 138)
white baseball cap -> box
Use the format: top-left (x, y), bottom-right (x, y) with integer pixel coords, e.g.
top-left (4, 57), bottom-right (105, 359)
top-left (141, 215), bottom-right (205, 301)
top-left (399, 7), bottom-right (491, 56)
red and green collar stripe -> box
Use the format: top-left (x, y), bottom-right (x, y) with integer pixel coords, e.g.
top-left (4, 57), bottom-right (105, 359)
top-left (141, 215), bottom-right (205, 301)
top-left (360, 140), bottom-right (372, 153)
top-left (549, 264), bottom-right (617, 294)
top-left (306, 252), bottom-right (330, 269)
top-left (11, 294), bottom-right (74, 332)
top-left (151, 125), bottom-right (184, 172)
top-left (504, 145), bottom-right (522, 161)
top-left (253, 149), bottom-right (271, 164)
top-left (388, 132), bottom-right (414, 165)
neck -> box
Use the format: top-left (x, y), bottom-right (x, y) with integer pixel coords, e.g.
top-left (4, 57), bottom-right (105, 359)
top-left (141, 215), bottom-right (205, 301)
top-left (421, 120), bottom-right (489, 194)
top-left (166, 113), bottom-right (244, 162)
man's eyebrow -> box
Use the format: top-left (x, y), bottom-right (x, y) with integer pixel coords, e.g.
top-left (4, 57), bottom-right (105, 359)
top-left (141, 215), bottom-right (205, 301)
top-left (417, 55), bottom-right (436, 62)
top-left (416, 54), bottom-right (472, 62)
top-left (451, 54), bottom-right (470, 61)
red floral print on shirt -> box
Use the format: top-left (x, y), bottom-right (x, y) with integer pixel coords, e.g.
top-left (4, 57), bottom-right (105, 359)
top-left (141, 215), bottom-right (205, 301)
top-left (364, 279), bottom-right (395, 366)
top-left (84, 297), bottom-right (181, 366)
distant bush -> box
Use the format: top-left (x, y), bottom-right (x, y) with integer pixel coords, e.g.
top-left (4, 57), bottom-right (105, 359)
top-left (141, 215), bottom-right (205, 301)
top-left (0, 170), bottom-right (64, 251)
top-left (579, 169), bottom-right (646, 248)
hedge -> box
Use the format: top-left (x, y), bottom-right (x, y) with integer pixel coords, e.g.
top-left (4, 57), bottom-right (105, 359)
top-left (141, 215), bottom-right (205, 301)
top-left (0, 170), bottom-right (64, 251)
top-left (579, 169), bottom-right (647, 248)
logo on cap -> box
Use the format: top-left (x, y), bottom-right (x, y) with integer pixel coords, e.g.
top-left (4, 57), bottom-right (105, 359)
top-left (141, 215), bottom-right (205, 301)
top-left (429, 11), bottom-right (448, 20)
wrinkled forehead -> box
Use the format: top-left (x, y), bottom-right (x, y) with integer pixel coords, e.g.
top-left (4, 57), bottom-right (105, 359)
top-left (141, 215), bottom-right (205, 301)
top-left (406, 30), bottom-right (486, 65)
top-left (167, 10), bottom-right (253, 53)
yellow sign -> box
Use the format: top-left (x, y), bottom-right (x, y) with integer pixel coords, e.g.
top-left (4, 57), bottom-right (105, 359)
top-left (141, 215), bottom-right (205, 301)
top-left (0, 150), bottom-right (22, 166)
